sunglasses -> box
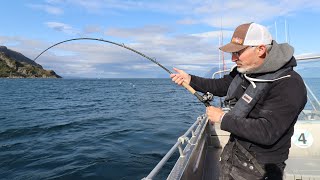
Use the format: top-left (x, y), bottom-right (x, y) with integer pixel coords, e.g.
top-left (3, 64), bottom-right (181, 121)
top-left (232, 46), bottom-right (255, 57)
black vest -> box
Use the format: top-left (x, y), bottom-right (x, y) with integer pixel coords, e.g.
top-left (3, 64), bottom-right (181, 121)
top-left (225, 67), bottom-right (292, 119)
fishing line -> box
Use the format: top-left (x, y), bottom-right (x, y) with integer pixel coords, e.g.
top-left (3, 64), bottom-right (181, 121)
top-left (34, 37), bottom-right (211, 107)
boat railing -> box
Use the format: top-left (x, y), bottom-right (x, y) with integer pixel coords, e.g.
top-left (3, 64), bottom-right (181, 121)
top-left (305, 83), bottom-right (320, 111)
top-left (296, 55), bottom-right (320, 61)
top-left (142, 114), bottom-right (208, 180)
top-left (211, 69), bottom-right (231, 79)
top-left (300, 81), bottom-right (320, 121)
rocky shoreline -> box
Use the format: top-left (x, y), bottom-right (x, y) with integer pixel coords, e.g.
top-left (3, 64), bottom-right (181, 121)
top-left (0, 46), bottom-right (61, 78)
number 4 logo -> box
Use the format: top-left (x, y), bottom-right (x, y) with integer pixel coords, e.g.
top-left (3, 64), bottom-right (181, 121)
top-left (292, 129), bottom-right (313, 148)
top-left (298, 133), bottom-right (307, 144)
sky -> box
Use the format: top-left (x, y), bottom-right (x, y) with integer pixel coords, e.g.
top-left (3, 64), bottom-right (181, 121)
top-left (1, 0), bottom-right (320, 78)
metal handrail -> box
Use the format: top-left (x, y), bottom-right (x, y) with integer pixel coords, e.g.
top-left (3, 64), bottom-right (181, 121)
top-left (305, 82), bottom-right (320, 111)
top-left (296, 55), bottom-right (320, 61)
top-left (142, 115), bottom-right (206, 180)
top-left (211, 69), bottom-right (231, 79)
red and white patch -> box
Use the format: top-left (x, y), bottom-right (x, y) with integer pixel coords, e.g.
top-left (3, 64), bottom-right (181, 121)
top-left (242, 93), bottom-right (252, 103)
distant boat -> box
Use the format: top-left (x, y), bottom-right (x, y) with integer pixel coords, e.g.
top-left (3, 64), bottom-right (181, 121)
top-left (142, 56), bottom-right (320, 180)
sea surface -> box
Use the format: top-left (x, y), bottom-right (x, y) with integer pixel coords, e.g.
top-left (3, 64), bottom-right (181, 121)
top-left (0, 78), bottom-right (204, 180)
top-left (1, 77), bottom-right (319, 180)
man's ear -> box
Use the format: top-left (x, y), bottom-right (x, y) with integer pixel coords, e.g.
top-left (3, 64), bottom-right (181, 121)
top-left (257, 45), bottom-right (267, 58)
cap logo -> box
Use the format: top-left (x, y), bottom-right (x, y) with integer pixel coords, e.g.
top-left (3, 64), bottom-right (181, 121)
top-left (232, 37), bottom-right (243, 45)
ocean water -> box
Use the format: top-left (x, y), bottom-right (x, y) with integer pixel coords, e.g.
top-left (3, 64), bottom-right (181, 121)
top-left (0, 79), bottom-right (204, 180)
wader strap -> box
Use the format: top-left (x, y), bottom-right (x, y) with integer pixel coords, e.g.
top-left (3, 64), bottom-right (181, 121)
top-left (235, 140), bottom-right (265, 175)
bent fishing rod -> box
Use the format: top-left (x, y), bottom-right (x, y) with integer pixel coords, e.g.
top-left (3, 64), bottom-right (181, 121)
top-left (34, 37), bottom-right (212, 107)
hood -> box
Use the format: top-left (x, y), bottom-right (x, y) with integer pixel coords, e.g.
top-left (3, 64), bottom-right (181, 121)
top-left (251, 40), bottom-right (295, 74)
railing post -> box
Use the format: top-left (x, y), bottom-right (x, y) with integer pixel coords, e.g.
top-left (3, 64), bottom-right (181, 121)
top-left (191, 130), bottom-right (195, 137)
top-left (178, 143), bottom-right (184, 157)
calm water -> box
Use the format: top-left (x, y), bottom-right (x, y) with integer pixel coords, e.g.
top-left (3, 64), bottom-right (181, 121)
top-left (0, 79), bottom-right (204, 180)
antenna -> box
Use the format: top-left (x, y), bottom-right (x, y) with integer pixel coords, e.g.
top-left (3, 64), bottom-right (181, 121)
top-left (218, 19), bottom-right (221, 78)
top-left (288, 22), bottom-right (290, 44)
top-left (218, 33), bottom-right (221, 77)
top-left (285, 19), bottom-right (288, 43)
top-left (274, 21), bottom-right (278, 41)
top-left (220, 18), bottom-right (226, 73)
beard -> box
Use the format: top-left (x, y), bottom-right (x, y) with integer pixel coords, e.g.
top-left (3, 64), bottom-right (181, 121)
top-left (237, 65), bottom-right (258, 74)
top-left (236, 59), bottom-right (262, 74)
top-left (237, 67), bottom-right (246, 73)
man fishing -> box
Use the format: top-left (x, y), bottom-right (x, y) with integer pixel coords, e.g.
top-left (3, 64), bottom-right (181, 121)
top-left (170, 22), bottom-right (307, 179)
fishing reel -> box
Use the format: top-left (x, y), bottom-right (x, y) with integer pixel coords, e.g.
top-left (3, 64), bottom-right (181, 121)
top-left (201, 92), bottom-right (214, 103)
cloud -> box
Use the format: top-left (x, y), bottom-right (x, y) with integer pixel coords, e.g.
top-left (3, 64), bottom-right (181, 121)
top-left (192, 30), bottom-right (233, 39)
top-left (177, 18), bottom-right (197, 25)
top-left (45, 22), bottom-right (80, 35)
top-left (83, 25), bottom-right (102, 34)
top-left (28, 4), bottom-right (63, 15)
top-left (105, 25), bottom-right (171, 42)
top-left (124, 63), bottom-right (158, 71)
top-left (175, 64), bottom-right (210, 71)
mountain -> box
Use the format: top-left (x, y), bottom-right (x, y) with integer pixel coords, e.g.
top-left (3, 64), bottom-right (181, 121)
top-left (0, 46), bottom-right (61, 78)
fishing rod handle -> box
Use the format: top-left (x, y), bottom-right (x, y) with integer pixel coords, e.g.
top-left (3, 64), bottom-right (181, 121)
top-left (181, 82), bottom-right (196, 94)
top-left (181, 82), bottom-right (210, 107)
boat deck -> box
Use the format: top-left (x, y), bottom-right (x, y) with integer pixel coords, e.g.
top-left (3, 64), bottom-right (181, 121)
top-left (192, 122), bottom-right (320, 180)
top-left (285, 157), bottom-right (320, 179)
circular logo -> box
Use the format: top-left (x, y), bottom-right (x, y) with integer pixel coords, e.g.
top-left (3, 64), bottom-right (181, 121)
top-left (291, 129), bottom-right (314, 148)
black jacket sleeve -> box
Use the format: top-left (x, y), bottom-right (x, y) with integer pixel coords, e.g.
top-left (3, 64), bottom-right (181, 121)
top-left (220, 72), bottom-right (307, 145)
top-left (190, 68), bottom-right (238, 97)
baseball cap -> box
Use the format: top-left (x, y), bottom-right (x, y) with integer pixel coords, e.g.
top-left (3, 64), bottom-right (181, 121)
top-left (220, 22), bottom-right (273, 52)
